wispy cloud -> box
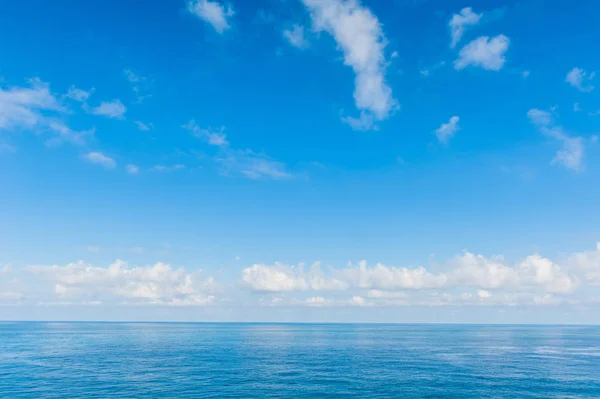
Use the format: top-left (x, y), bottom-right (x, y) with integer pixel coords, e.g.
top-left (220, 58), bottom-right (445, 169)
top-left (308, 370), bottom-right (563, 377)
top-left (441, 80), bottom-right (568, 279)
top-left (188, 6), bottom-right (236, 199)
top-left (449, 7), bottom-right (482, 48)
top-left (283, 24), bottom-right (309, 49)
top-left (455, 35), bottom-right (509, 71)
top-left (434, 116), bottom-right (460, 144)
top-left (302, 0), bottom-right (397, 130)
top-left (184, 120), bottom-right (228, 147)
top-left (150, 164), bottom-right (185, 172)
top-left (66, 85), bottom-right (94, 102)
top-left (185, 120), bottom-right (291, 180)
top-left (566, 67), bottom-right (595, 92)
top-left (88, 99), bottom-right (126, 119)
top-left (134, 121), bottom-right (152, 131)
top-left (124, 69), bottom-right (152, 103)
top-left (187, 0), bottom-right (234, 34)
top-left (0, 78), bottom-right (94, 146)
top-left (82, 151), bottom-right (117, 169)
top-left (528, 108), bottom-right (585, 171)
top-left (126, 164), bottom-right (140, 175)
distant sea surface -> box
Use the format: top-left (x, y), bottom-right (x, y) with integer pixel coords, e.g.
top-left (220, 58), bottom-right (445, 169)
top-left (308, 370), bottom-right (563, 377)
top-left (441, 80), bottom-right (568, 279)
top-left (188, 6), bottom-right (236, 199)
top-left (1, 323), bottom-right (600, 398)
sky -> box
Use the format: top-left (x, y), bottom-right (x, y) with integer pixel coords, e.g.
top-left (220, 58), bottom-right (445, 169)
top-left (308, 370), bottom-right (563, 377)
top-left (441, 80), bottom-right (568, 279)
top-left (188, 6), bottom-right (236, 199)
top-left (1, 0), bottom-right (600, 323)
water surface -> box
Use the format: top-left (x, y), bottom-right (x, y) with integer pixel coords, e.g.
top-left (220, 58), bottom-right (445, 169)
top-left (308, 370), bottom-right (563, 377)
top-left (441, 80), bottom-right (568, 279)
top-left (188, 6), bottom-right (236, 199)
top-left (1, 323), bottom-right (599, 398)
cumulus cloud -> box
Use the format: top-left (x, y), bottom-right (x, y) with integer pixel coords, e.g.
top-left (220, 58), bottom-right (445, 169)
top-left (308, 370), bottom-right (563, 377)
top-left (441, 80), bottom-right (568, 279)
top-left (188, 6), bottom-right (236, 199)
top-left (12, 260), bottom-right (218, 306)
top-left (82, 151), bottom-right (116, 169)
top-left (528, 108), bottom-right (585, 171)
top-left (455, 35), bottom-right (509, 71)
top-left (434, 116), bottom-right (460, 143)
top-left (302, 0), bottom-right (397, 130)
top-left (187, 0), bottom-right (234, 34)
top-left (242, 263), bottom-right (347, 292)
top-left (566, 67), bottom-right (595, 92)
top-left (88, 99), bottom-right (126, 119)
top-left (567, 243), bottom-right (600, 285)
top-left (449, 7), bottom-right (482, 48)
top-left (283, 24), bottom-right (309, 49)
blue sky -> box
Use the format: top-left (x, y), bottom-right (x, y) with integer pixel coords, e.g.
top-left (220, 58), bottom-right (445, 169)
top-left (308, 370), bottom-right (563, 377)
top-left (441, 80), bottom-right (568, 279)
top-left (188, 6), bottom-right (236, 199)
top-left (1, 0), bottom-right (600, 323)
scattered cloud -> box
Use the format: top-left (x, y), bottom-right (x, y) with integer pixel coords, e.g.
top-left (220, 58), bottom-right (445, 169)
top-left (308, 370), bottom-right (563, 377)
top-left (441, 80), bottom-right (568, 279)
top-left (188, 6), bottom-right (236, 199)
top-left (217, 149), bottom-right (292, 180)
top-left (0, 78), bottom-right (96, 147)
top-left (187, 0), bottom-right (234, 34)
top-left (573, 102), bottom-right (581, 112)
top-left (302, 0), bottom-right (397, 130)
top-left (82, 151), bottom-right (117, 169)
top-left (66, 85), bottom-right (94, 102)
top-left (88, 99), bottom-right (126, 119)
top-left (565, 67), bottom-right (595, 92)
top-left (283, 24), bottom-right (309, 49)
top-left (134, 121), bottom-right (152, 131)
top-left (455, 35), bottom-right (509, 71)
top-left (434, 116), bottom-right (460, 144)
top-left (449, 7), bottom-right (482, 48)
top-left (528, 108), bottom-right (585, 171)
top-left (150, 164), bottom-right (185, 172)
top-left (184, 120), bottom-right (228, 147)
top-left (124, 69), bottom-right (152, 103)
top-left (184, 120), bottom-right (291, 180)
top-left (419, 61), bottom-right (446, 78)
top-left (126, 164), bottom-right (140, 175)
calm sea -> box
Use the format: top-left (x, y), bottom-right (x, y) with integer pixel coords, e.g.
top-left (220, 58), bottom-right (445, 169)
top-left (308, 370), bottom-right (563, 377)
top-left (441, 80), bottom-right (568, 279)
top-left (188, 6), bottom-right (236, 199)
top-left (1, 323), bottom-right (599, 398)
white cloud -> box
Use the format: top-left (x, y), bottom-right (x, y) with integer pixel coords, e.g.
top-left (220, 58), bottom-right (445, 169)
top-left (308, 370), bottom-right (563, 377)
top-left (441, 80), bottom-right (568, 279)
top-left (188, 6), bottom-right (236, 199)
top-left (184, 120), bottom-right (228, 147)
top-left (522, 70), bottom-right (530, 78)
top-left (527, 108), bottom-right (553, 126)
top-left (302, 0), bottom-right (397, 130)
top-left (187, 0), bottom-right (234, 34)
top-left (283, 24), bottom-right (309, 49)
top-left (45, 121), bottom-right (94, 147)
top-left (217, 149), bottom-right (292, 180)
top-left (183, 120), bottom-right (291, 180)
top-left (455, 35), bottom-right (509, 71)
top-left (305, 296), bottom-right (326, 306)
top-left (124, 70), bottom-right (151, 103)
top-left (66, 85), bottom-right (94, 102)
top-left (528, 108), bottom-right (584, 171)
top-left (126, 164), bottom-right (140, 175)
top-left (434, 116), bottom-right (460, 143)
top-left (242, 264), bottom-right (308, 292)
top-left (86, 246), bottom-right (101, 253)
top-left (82, 152), bottom-right (116, 169)
top-left (568, 243), bottom-right (600, 286)
top-left (339, 261), bottom-right (448, 290)
top-left (565, 67), bottom-right (595, 92)
top-left (573, 102), bottom-right (581, 112)
top-left (242, 262), bottom-right (348, 292)
top-left (21, 260), bottom-right (217, 306)
top-left (449, 7), bottom-right (482, 48)
top-left (150, 164), bottom-right (185, 172)
top-left (134, 121), bottom-right (152, 131)
top-left (0, 79), bottom-right (96, 147)
top-left (89, 99), bottom-right (126, 119)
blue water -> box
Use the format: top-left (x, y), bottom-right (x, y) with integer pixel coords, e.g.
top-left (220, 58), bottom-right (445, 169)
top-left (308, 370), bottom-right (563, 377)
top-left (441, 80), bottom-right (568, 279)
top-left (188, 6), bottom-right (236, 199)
top-left (1, 323), bottom-right (600, 398)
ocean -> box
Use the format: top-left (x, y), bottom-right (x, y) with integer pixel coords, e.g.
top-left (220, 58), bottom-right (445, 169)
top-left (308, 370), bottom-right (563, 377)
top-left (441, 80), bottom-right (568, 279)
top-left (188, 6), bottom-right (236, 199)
top-left (1, 323), bottom-right (599, 398)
